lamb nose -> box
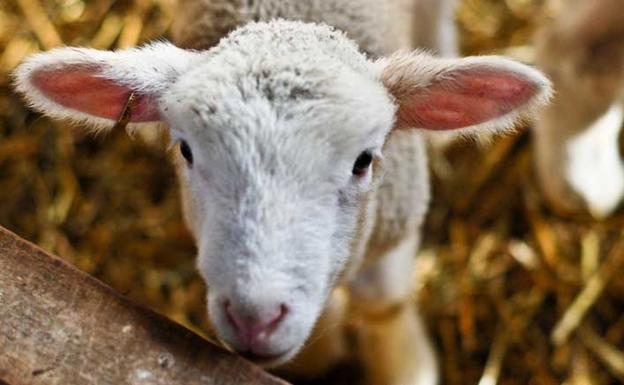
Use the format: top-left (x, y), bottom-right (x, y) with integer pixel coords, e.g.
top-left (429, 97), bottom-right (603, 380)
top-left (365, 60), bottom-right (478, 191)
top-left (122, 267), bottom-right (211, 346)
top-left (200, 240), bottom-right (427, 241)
top-left (224, 301), bottom-right (288, 347)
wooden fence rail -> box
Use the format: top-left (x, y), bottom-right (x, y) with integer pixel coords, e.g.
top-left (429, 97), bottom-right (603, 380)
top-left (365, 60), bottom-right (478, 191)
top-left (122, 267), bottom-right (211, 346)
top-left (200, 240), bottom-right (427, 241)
top-left (0, 226), bottom-right (289, 385)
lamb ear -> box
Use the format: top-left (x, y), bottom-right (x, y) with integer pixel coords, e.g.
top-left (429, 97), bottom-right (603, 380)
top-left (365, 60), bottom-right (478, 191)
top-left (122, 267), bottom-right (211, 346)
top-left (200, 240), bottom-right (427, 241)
top-left (13, 42), bottom-right (198, 131)
top-left (378, 51), bottom-right (553, 134)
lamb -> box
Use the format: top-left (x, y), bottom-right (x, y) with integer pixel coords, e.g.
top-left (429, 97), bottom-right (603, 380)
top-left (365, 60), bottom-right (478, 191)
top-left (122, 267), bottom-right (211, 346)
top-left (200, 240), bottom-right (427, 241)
top-left (13, 5), bottom-right (551, 385)
top-left (533, 0), bottom-right (624, 218)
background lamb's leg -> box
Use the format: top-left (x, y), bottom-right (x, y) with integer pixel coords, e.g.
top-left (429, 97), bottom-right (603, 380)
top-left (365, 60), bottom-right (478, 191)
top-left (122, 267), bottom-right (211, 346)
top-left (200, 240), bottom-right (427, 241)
top-left (350, 235), bottom-right (438, 385)
top-left (532, 100), bottom-right (588, 216)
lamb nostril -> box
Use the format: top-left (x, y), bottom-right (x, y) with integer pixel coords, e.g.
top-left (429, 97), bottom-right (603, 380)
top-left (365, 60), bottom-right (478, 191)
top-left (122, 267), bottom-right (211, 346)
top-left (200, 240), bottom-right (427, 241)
top-left (264, 304), bottom-right (288, 334)
top-left (224, 301), bottom-right (289, 346)
top-left (272, 304), bottom-right (288, 326)
top-left (224, 300), bottom-right (243, 332)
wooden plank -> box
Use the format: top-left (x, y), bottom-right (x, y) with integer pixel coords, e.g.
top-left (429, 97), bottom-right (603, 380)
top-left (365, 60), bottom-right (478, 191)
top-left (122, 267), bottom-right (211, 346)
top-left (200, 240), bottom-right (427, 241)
top-left (0, 226), bottom-right (289, 385)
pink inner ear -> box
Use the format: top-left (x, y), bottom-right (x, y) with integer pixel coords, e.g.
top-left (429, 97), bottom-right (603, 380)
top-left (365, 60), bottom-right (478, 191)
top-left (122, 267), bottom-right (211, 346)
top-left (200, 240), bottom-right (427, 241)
top-left (31, 66), bottom-right (160, 122)
top-left (395, 70), bottom-right (537, 130)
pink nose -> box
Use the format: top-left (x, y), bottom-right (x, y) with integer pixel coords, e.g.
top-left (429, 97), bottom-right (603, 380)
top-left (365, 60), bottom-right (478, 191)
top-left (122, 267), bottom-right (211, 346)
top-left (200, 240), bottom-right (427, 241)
top-left (225, 302), bottom-right (288, 349)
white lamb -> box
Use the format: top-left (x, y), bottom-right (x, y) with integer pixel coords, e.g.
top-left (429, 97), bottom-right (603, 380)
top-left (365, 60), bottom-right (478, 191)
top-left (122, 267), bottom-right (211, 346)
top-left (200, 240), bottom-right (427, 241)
top-left (14, 8), bottom-right (551, 385)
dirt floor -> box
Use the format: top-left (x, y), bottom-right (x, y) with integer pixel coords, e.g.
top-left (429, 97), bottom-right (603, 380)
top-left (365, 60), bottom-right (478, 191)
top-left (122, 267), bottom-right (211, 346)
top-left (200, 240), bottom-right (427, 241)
top-left (2, 0), bottom-right (624, 384)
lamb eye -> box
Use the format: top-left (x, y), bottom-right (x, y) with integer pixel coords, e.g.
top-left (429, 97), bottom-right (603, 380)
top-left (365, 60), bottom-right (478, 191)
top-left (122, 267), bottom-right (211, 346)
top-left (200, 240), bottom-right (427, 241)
top-left (180, 140), bottom-right (193, 165)
top-left (352, 150), bottom-right (373, 177)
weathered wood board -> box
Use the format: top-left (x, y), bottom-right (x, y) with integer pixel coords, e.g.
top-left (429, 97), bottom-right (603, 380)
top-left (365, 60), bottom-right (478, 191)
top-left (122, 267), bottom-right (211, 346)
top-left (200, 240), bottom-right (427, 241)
top-left (0, 226), bottom-right (290, 385)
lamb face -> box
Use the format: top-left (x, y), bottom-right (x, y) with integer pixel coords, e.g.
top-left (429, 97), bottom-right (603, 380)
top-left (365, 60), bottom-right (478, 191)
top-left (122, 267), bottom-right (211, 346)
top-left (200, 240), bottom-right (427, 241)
top-left (14, 19), bottom-right (551, 368)
top-left (15, 21), bottom-right (399, 364)
top-left (165, 23), bottom-right (396, 363)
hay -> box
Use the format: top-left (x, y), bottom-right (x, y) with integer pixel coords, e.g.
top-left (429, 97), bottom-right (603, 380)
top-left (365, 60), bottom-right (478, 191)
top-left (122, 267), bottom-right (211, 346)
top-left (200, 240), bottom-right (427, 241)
top-left (1, 0), bottom-right (623, 384)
